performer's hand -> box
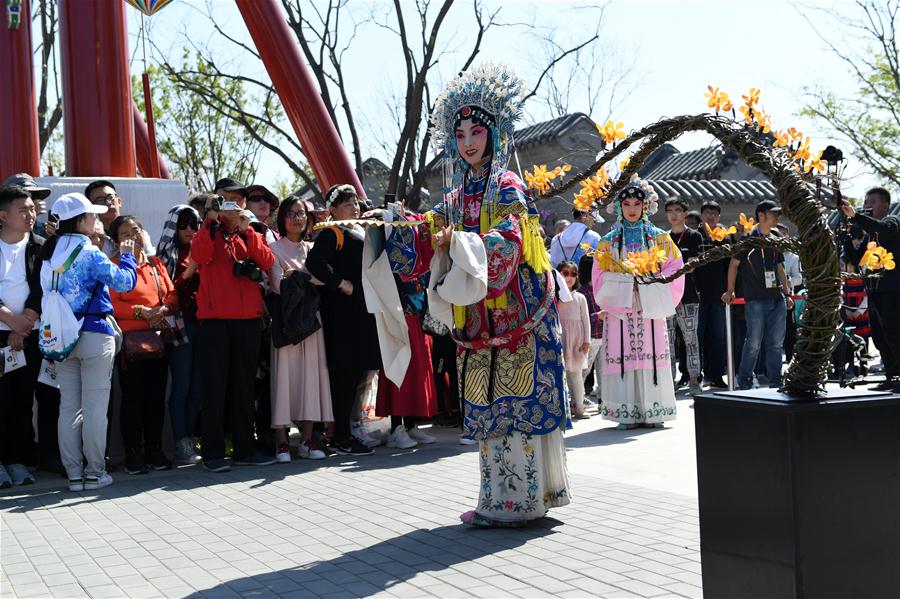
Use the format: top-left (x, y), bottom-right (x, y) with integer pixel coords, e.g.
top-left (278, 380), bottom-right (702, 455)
top-left (435, 225), bottom-right (453, 253)
top-left (580, 342), bottom-right (590, 354)
top-left (338, 279), bottom-right (354, 295)
top-left (721, 290), bottom-right (735, 305)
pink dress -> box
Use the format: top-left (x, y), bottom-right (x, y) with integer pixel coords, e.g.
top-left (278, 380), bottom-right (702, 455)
top-left (268, 237), bottom-right (333, 425)
top-left (557, 290), bottom-right (591, 372)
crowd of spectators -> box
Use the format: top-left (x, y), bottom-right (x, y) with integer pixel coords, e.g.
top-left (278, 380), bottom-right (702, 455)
top-left (0, 171), bottom-right (895, 490)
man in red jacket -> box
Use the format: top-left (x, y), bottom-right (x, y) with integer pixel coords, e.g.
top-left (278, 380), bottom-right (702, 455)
top-left (191, 184), bottom-right (276, 472)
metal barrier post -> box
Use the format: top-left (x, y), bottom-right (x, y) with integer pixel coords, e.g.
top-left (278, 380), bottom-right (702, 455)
top-left (726, 302), bottom-right (735, 391)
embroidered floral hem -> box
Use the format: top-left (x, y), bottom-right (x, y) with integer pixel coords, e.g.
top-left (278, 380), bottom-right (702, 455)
top-left (476, 429), bottom-right (570, 522)
top-left (600, 369), bottom-right (677, 424)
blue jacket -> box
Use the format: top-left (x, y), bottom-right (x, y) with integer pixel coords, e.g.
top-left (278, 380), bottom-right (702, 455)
top-left (39, 234), bottom-right (137, 335)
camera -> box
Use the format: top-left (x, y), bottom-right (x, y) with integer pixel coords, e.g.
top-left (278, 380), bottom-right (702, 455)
top-left (232, 258), bottom-right (264, 282)
top-left (209, 195), bottom-right (240, 212)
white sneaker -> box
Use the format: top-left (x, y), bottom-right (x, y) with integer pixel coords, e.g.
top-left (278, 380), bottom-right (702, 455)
top-left (275, 443), bottom-right (292, 463)
top-left (68, 478), bottom-right (84, 492)
top-left (84, 473), bottom-right (113, 490)
top-left (352, 421), bottom-right (383, 448)
top-left (458, 434), bottom-right (477, 446)
top-left (407, 427), bottom-right (436, 444)
top-left (297, 440), bottom-right (326, 460)
top-left (386, 425), bottom-right (418, 449)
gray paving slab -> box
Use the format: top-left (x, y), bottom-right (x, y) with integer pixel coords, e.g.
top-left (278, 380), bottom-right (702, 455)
top-left (1, 403), bottom-right (709, 598)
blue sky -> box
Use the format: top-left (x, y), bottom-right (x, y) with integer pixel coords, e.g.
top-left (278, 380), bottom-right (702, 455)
top-left (127, 1), bottom-right (875, 198)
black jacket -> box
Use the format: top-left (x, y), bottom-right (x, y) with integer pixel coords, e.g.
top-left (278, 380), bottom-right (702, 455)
top-left (850, 212), bottom-right (900, 293)
top-left (0, 232), bottom-right (45, 314)
top-left (306, 226), bottom-right (382, 371)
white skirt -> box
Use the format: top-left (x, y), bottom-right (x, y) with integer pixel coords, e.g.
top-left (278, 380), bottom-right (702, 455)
top-left (475, 428), bottom-right (570, 522)
top-left (600, 369), bottom-right (677, 424)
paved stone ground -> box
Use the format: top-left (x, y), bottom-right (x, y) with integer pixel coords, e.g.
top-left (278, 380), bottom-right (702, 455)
top-left (2, 389), bottom-right (703, 598)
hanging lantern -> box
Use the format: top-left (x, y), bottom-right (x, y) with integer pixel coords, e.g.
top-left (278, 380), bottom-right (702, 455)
top-left (123, 0), bottom-right (175, 17)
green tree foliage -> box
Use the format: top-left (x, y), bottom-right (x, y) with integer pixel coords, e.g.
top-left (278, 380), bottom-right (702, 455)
top-left (133, 51), bottom-right (269, 191)
top-left (800, 1), bottom-right (900, 190)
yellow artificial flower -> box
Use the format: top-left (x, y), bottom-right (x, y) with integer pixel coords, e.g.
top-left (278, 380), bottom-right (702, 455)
top-left (787, 127), bottom-right (803, 143)
top-left (598, 120), bottom-right (626, 145)
top-left (861, 241), bottom-right (896, 271)
top-left (705, 223), bottom-right (737, 242)
top-left (619, 155), bottom-right (631, 170)
top-left (773, 130), bottom-right (790, 148)
top-left (755, 110), bottom-right (773, 134)
top-left (742, 87), bottom-right (761, 108)
top-left (739, 212), bottom-right (758, 234)
top-left (704, 85), bottom-right (732, 114)
top-left (804, 150), bottom-right (826, 174)
top-left (524, 163), bottom-right (572, 194)
top-left (792, 136), bottom-right (812, 163)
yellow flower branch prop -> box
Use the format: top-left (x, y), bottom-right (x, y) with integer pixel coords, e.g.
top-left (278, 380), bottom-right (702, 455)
top-left (597, 120), bottom-right (627, 146)
top-left (704, 85), bottom-right (733, 114)
top-left (524, 163), bottom-right (572, 194)
top-left (860, 241), bottom-right (896, 271)
top-left (705, 222), bottom-right (737, 242)
top-left (739, 212), bottom-right (758, 235)
top-left (581, 243), bottom-right (668, 277)
top-left (573, 167), bottom-right (610, 211)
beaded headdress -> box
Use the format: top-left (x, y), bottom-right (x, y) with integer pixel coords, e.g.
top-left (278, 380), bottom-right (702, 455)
top-left (606, 176), bottom-right (659, 221)
top-left (430, 63), bottom-right (526, 222)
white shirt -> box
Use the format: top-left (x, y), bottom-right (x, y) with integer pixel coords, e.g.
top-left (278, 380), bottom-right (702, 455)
top-left (549, 222), bottom-right (601, 266)
top-left (783, 251), bottom-right (803, 288)
top-left (0, 237), bottom-right (32, 331)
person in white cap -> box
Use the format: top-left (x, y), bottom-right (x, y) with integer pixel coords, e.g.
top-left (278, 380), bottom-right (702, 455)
top-left (39, 193), bottom-right (138, 492)
top-left (549, 208), bottom-right (603, 266)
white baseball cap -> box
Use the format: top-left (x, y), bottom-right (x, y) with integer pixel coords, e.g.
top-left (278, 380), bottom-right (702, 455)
top-left (51, 192), bottom-right (109, 221)
top-left (589, 209), bottom-right (606, 224)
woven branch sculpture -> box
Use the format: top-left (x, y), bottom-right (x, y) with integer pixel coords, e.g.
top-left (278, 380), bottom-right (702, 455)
top-left (538, 114), bottom-right (841, 397)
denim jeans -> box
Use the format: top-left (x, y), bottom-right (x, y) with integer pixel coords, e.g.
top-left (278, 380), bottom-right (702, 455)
top-left (738, 298), bottom-right (787, 389)
top-left (169, 322), bottom-right (201, 441)
top-left (698, 300), bottom-right (725, 379)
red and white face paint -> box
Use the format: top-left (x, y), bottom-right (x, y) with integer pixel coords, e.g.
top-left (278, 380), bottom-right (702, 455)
top-left (455, 118), bottom-right (490, 168)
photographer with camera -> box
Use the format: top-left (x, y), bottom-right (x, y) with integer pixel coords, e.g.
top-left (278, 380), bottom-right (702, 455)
top-left (840, 187), bottom-right (900, 391)
top-left (191, 189), bottom-right (275, 472)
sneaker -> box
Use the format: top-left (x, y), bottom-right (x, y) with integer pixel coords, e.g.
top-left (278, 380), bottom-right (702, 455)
top-left (574, 411), bottom-right (592, 420)
top-left (387, 425), bottom-right (418, 449)
top-left (707, 377), bottom-right (729, 389)
top-left (0, 466), bottom-right (12, 489)
top-left (275, 443), bottom-right (292, 463)
top-left (689, 383), bottom-right (704, 396)
top-left (174, 438), bottom-right (202, 465)
top-left (297, 440), bottom-right (326, 460)
top-left (870, 379), bottom-right (896, 391)
top-left (68, 478), bottom-right (84, 492)
top-left (124, 450), bottom-right (149, 475)
top-left (407, 427), bottom-right (436, 444)
top-left (352, 421), bottom-right (383, 448)
top-left (6, 464), bottom-right (35, 486)
top-left (145, 446), bottom-right (172, 471)
top-left (333, 437), bottom-right (374, 456)
top-left (203, 458), bottom-right (232, 472)
top-left (458, 434), bottom-right (477, 446)
top-left (233, 452), bottom-right (277, 466)
top-left (84, 473), bottom-right (113, 490)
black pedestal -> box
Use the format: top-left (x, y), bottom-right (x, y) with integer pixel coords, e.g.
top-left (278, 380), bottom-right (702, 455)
top-left (694, 388), bottom-right (900, 598)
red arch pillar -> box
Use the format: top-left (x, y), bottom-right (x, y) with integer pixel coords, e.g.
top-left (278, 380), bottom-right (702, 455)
top-left (0, 0), bottom-right (40, 178)
top-left (235, 0), bottom-right (364, 196)
top-left (59, 0), bottom-right (135, 177)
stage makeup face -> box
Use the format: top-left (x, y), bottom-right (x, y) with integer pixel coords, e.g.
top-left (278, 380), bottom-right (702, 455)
top-left (622, 197), bottom-right (644, 223)
top-left (455, 118), bottom-right (490, 168)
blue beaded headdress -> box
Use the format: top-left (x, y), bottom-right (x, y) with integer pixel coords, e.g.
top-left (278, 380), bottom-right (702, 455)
top-left (430, 63), bottom-right (525, 223)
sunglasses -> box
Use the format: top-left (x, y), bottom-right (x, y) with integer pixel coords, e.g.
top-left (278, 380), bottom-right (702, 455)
top-left (560, 269), bottom-right (577, 277)
top-left (178, 220), bottom-right (200, 231)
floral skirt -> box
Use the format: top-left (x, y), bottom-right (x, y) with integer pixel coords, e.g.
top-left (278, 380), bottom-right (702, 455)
top-left (476, 428), bottom-right (570, 522)
top-left (600, 369), bottom-right (677, 424)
